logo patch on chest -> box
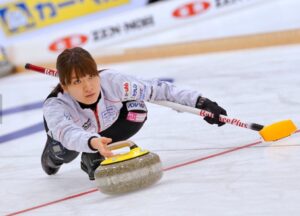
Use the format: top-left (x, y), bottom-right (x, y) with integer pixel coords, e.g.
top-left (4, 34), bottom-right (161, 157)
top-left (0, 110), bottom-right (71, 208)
top-left (101, 106), bottom-right (118, 127)
top-left (82, 118), bottom-right (92, 130)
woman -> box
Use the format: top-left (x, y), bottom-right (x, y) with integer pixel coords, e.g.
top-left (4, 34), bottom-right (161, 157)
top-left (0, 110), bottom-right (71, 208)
top-left (42, 47), bottom-right (227, 180)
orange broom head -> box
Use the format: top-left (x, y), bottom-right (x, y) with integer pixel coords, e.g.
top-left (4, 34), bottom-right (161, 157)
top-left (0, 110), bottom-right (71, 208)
top-left (259, 119), bottom-right (297, 141)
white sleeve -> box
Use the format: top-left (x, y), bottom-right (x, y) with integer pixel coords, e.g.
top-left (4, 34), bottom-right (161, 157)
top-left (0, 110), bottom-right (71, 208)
top-left (43, 98), bottom-right (100, 153)
top-left (102, 70), bottom-right (201, 107)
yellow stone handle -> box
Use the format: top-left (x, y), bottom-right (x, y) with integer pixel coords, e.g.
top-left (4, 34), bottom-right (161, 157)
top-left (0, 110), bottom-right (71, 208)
top-left (107, 140), bottom-right (137, 151)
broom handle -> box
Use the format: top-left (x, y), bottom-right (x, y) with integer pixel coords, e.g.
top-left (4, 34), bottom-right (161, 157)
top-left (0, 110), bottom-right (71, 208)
top-left (150, 100), bottom-right (264, 131)
top-left (25, 63), bottom-right (264, 132)
top-left (25, 63), bottom-right (59, 77)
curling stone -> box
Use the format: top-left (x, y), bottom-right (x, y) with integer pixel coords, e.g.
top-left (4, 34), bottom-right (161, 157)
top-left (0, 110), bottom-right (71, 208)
top-left (94, 140), bottom-right (163, 195)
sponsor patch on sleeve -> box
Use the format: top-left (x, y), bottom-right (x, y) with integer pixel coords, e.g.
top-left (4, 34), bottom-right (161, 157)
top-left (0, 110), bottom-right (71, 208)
top-left (126, 112), bottom-right (147, 122)
top-left (126, 101), bottom-right (147, 111)
top-left (122, 81), bottom-right (143, 100)
top-left (123, 81), bottom-right (131, 100)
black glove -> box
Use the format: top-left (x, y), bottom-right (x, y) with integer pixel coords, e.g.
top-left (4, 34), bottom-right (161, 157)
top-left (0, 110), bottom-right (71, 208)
top-left (196, 96), bottom-right (227, 127)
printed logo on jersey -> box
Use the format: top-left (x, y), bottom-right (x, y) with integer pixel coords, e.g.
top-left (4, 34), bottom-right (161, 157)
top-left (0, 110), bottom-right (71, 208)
top-left (64, 112), bottom-right (71, 120)
top-left (123, 81), bottom-right (130, 100)
top-left (173, 1), bottom-right (210, 18)
top-left (122, 81), bottom-right (144, 100)
top-left (82, 118), bottom-right (91, 130)
top-left (126, 101), bottom-right (147, 112)
top-left (139, 85), bottom-right (146, 100)
top-left (132, 82), bottom-right (138, 98)
top-left (101, 106), bottom-right (118, 128)
top-left (127, 112), bottom-right (147, 122)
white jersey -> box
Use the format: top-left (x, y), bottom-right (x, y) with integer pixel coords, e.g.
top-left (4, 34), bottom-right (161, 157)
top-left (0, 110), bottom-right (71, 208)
top-left (43, 69), bottom-right (201, 152)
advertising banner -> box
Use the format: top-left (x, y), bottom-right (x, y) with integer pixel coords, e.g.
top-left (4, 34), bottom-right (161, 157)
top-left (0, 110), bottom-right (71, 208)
top-left (10, 0), bottom-right (266, 68)
top-left (0, 0), bottom-right (129, 36)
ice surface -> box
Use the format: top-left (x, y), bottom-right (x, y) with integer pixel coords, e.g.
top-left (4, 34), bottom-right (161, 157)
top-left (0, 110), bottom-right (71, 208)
top-left (1, 44), bottom-right (300, 216)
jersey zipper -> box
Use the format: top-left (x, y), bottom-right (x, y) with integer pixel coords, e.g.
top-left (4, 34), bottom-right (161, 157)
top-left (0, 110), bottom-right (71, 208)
top-left (93, 107), bottom-right (101, 133)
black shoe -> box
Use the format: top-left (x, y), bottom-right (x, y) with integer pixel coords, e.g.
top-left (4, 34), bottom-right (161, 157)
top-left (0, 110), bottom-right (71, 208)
top-left (41, 139), bottom-right (64, 175)
top-left (81, 152), bottom-right (104, 180)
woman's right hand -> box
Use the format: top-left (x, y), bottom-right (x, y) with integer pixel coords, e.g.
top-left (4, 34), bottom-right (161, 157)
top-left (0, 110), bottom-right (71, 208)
top-left (90, 137), bottom-right (113, 157)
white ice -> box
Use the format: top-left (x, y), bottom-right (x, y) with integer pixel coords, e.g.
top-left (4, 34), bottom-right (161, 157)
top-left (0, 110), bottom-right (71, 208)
top-left (1, 1), bottom-right (300, 215)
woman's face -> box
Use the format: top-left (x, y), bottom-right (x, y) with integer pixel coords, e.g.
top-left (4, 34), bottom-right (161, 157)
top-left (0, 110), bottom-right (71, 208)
top-left (62, 71), bottom-right (100, 105)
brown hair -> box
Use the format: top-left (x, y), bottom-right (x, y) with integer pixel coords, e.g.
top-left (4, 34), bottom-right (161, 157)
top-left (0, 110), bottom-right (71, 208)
top-left (56, 47), bottom-right (98, 86)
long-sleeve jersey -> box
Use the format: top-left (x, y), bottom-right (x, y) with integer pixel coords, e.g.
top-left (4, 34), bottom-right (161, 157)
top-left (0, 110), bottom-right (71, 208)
top-left (43, 69), bottom-right (201, 152)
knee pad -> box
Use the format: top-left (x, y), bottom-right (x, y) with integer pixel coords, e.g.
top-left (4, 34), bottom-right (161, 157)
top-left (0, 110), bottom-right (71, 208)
top-left (48, 137), bottom-right (79, 164)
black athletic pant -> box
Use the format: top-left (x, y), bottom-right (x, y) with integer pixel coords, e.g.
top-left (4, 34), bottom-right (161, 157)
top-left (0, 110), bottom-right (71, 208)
top-left (43, 101), bottom-right (147, 165)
